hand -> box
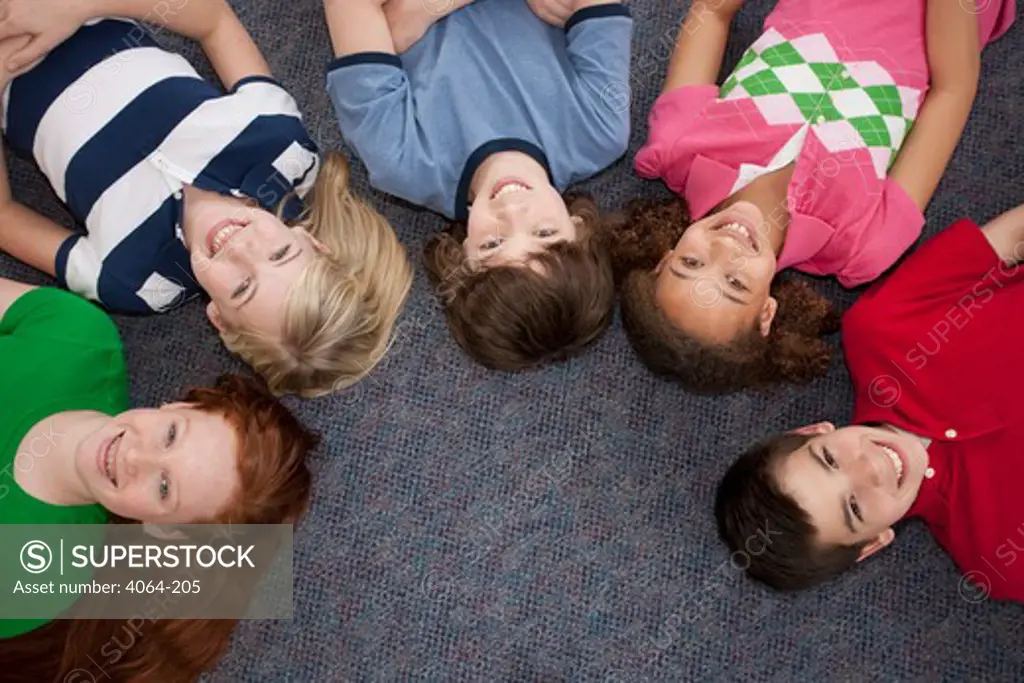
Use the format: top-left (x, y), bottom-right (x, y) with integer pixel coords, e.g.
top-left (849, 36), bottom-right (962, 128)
top-left (0, 0), bottom-right (92, 74)
top-left (384, 0), bottom-right (472, 53)
top-left (0, 34), bottom-right (30, 90)
top-left (527, 0), bottom-right (574, 27)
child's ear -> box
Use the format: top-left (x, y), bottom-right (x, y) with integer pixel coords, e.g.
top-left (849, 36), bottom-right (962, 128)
top-left (206, 301), bottom-right (225, 333)
top-left (570, 215), bottom-right (584, 228)
top-left (788, 422), bottom-right (836, 436)
top-left (855, 528), bottom-right (895, 562)
top-left (653, 250), bottom-right (672, 274)
top-left (758, 296), bottom-right (779, 336)
top-left (293, 226), bottom-right (331, 256)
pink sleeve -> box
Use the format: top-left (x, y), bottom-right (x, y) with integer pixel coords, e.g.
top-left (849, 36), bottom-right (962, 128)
top-left (835, 178), bottom-right (926, 288)
top-left (634, 85), bottom-right (719, 180)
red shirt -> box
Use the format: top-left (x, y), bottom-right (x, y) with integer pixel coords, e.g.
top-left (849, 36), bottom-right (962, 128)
top-left (843, 219), bottom-right (1024, 603)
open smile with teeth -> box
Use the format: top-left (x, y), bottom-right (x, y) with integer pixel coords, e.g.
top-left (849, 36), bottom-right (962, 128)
top-left (102, 431), bottom-right (124, 488)
top-left (715, 221), bottom-right (759, 253)
top-left (879, 443), bottom-right (904, 487)
top-left (491, 181), bottom-right (531, 201)
top-left (208, 220), bottom-right (250, 257)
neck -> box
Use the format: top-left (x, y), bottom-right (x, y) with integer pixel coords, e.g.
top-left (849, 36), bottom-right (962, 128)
top-left (725, 164), bottom-right (794, 257)
top-left (179, 183), bottom-right (205, 251)
top-left (14, 411), bottom-right (106, 507)
top-left (468, 151), bottom-right (548, 203)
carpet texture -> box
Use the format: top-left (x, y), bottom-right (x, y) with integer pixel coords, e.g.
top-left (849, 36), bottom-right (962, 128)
top-left (4, 1), bottom-right (1024, 680)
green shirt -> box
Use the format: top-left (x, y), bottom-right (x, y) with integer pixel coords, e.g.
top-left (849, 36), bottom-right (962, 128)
top-left (0, 288), bottom-right (129, 638)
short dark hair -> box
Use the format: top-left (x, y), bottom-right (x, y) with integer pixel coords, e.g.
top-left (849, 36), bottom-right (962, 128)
top-left (423, 195), bottom-right (614, 371)
top-left (609, 197), bottom-right (838, 394)
top-left (714, 432), bottom-right (867, 590)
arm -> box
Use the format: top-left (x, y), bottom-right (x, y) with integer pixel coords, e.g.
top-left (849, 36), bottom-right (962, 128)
top-left (0, 0), bottom-right (271, 90)
top-left (528, 0), bottom-right (618, 27)
top-left (324, 0), bottom-right (397, 57)
top-left (562, 2), bottom-right (632, 157)
top-left (385, 0), bottom-right (474, 53)
top-left (0, 149), bottom-right (72, 278)
top-left (662, 0), bottom-right (744, 93)
top-left (887, 0), bottom-right (980, 212)
top-left (0, 35), bottom-right (73, 276)
top-left (981, 204), bottom-right (1024, 265)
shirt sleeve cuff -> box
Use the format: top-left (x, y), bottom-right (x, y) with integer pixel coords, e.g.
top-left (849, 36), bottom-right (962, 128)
top-left (54, 234), bottom-right (80, 290)
top-left (327, 52), bottom-right (403, 74)
top-left (229, 74), bottom-right (286, 94)
top-left (565, 4), bottom-right (631, 33)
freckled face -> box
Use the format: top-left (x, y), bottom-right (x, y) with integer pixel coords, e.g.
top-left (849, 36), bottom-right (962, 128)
top-left (75, 404), bottom-right (240, 523)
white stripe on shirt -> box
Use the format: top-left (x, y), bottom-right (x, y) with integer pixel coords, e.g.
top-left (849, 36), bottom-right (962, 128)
top-left (33, 47), bottom-right (200, 202)
top-left (156, 80), bottom-right (304, 184)
top-left (83, 160), bottom-right (176, 256)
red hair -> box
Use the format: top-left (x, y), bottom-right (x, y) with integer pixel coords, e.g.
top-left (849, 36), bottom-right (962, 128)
top-left (1, 374), bottom-right (315, 682)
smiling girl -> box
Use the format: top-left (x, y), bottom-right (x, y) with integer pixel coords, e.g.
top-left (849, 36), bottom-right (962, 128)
top-left (0, 0), bottom-right (412, 397)
top-left (0, 277), bottom-right (314, 679)
top-left (615, 0), bottom-right (1015, 393)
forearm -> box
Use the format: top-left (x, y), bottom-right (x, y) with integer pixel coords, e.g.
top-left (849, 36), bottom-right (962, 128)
top-left (889, 0), bottom-right (979, 210)
top-left (888, 86), bottom-right (976, 210)
top-left (88, 0), bottom-right (227, 40)
top-left (663, 1), bottom-right (742, 93)
top-left (981, 204), bottom-right (1024, 265)
top-left (0, 146), bottom-right (71, 277)
top-left (573, 0), bottom-right (621, 8)
top-left (325, 0), bottom-right (395, 57)
top-left (0, 142), bottom-right (11, 208)
top-left (85, 0), bottom-right (270, 84)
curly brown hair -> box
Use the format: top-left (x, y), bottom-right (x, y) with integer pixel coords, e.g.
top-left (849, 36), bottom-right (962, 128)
top-left (424, 194), bottom-right (615, 371)
top-left (609, 198), bottom-right (838, 393)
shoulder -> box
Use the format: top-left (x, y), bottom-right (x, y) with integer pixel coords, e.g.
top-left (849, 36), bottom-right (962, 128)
top-left (565, 3), bottom-right (633, 34)
top-left (2, 288), bottom-right (121, 351)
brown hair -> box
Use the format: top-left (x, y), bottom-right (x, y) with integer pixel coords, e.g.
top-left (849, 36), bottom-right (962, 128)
top-left (423, 194), bottom-right (615, 371)
top-left (715, 432), bottom-right (866, 590)
top-left (610, 198), bottom-right (837, 394)
top-left (1, 374), bottom-right (315, 682)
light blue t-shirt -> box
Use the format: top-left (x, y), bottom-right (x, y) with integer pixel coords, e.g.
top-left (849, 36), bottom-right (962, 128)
top-left (326, 1), bottom-right (632, 220)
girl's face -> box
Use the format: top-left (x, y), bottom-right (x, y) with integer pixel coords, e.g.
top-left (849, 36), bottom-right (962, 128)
top-left (653, 201), bottom-right (778, 344)
top-left (74, 404), bottom-right (240, 524)
top-left (182, 190), bottom-right (326, 337)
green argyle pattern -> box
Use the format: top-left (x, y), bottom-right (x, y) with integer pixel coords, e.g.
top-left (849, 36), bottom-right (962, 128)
top-left (719, 28), bottom-right (920, 177)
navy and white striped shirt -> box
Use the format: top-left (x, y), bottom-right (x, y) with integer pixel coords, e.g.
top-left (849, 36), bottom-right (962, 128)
top-left (2, 19), bottom-right (320, 314)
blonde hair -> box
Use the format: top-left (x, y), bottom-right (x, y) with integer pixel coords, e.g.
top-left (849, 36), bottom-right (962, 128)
top-left (220, 152), bottom-right (412, 398)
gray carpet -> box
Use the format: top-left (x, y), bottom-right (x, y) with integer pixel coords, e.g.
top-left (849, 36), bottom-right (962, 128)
top-left (5, 1), bottom-right (1024, 680)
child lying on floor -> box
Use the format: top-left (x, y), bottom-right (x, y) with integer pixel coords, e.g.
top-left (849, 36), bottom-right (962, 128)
top-left (614, 0), bottom-right (1015, 393)
top-left (716, 205), bottom-right (1024, 602)
top-left (0, 0), bottom-right (411, 397)
top-left (323, 0), bottom-right (632, 370)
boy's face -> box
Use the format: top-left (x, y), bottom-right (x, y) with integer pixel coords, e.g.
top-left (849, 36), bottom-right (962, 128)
top-left (773, 423), bottom-right (931, 557)
top-left (464, 178), bottom-right (579, 270)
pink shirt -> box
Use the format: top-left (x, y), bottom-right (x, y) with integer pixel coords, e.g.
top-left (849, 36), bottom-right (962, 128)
top-left (635, 0), bottom-right (1015, 287)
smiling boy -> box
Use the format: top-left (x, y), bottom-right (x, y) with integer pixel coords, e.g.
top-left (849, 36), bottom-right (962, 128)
top-left (716, 204), bottom-right (1024, 601)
